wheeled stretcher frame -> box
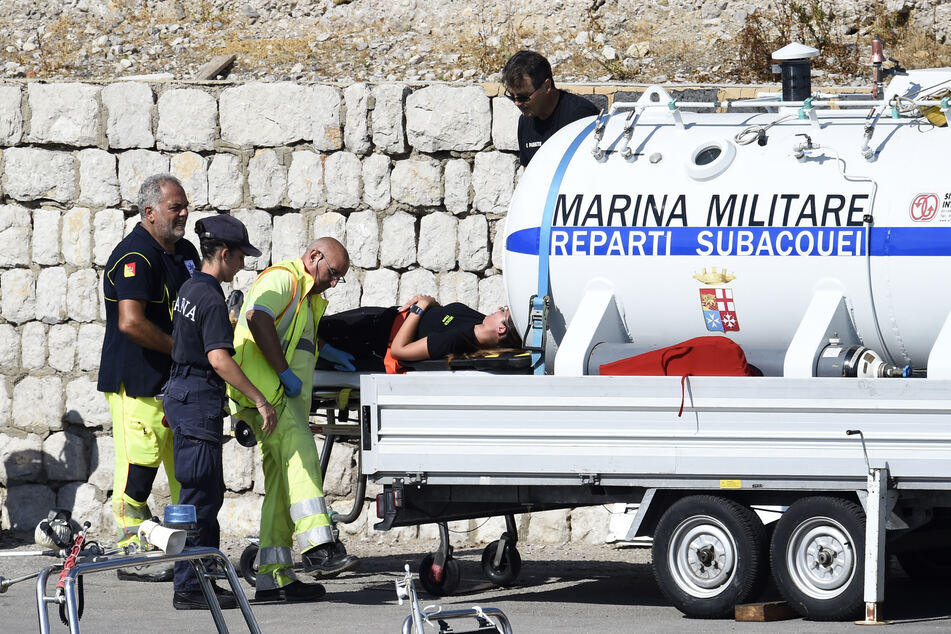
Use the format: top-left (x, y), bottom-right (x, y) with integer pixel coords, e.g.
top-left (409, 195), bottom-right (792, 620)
top-left (35, 547), bottom-right (259, 634)
top-left (300, 368), bottom-right (528, 598)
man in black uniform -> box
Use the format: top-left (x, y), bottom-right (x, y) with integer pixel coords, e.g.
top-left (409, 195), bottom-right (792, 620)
top-left (502, 49), bottom-right (600, 167)
top-left (164, 215), bottom-right (277, 610)
top-left (98, 174), bottom-right (199, 581)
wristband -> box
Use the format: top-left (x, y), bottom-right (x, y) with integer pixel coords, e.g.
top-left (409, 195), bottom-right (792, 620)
top-left (410, 304), bottom-right (425, 316)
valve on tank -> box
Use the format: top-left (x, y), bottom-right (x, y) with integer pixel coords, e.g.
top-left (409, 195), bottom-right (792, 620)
top-left (816, 337), bottom-right (912, 378)
top-left (870, 35), bottom-right (886, 99)
top-left (620, 109), bottom-right (637, 159)
top-left (869, 35), bottom-right (907, 99)
top-left (591, 109), bottom-right (607, 160)
top-left (861, 123), bottom-right (876, 162)
top-left (793, 133), bottom-right (817, 161)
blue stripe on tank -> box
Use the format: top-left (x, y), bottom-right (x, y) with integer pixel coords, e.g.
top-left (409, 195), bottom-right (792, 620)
top-left (507, 226), bottom-right (951, 257)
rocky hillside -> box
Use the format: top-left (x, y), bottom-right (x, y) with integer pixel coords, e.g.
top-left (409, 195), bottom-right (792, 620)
top-left (0, 0), bottom-right (949, 84)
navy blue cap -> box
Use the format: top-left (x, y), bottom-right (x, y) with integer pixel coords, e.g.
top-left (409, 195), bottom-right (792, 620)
top-left (196, 215), bottom-right (262, 257)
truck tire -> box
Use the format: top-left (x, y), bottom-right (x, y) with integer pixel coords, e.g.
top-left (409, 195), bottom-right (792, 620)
top-left (652, 495), bottom-right (768, 618)
top-left (769, 496), bottom-right (864, 621)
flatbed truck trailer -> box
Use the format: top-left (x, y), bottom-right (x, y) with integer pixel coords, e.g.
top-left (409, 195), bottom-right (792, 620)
top-left (362, 372), bottom-right (951, 621)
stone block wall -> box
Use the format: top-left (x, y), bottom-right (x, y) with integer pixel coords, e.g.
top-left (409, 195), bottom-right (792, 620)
top-left (0, 78), bottom-right (782, 546)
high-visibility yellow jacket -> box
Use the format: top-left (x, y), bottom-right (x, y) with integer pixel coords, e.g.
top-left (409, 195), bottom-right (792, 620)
top-left (228, 257), bottom-right (327, 410)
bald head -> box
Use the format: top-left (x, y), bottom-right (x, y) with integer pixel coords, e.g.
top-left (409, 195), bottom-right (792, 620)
top-left (304, 236), bottom-right (350, 293)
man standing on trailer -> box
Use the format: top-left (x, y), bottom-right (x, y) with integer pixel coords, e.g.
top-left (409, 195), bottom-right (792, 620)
top-left (229, 237), bottom-right (359, 602)
top-left (98, 174), bottom-right (198, 581)
top-left (502, 49), bottom-right (600, 167)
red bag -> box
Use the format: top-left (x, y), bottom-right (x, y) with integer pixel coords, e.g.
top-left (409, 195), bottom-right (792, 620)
top-left (600, 336), bottom-right (756, 377)
top-left (600, 336), bottom-right (757, 416)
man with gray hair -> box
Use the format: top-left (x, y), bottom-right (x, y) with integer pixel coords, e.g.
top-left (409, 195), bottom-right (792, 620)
top-left (98, 174), bottom-right (200, 581)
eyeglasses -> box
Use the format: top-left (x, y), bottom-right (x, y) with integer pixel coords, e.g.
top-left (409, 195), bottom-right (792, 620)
top-left (317, 254), bottom-right (346, 284)
top-left (504, 82), bottom-right (545, 104)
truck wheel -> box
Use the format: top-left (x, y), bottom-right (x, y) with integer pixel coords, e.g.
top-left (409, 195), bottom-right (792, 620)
top-left (652, 495), bottom-right (767, 618)
top-left (770, 496), bottom-right (864, 621)
top-left (481, 539), bottom-right (522, 587)
top-left (239, 543), bottom-right (258, 587)
top-left (418, 554), bottom-right (461, 597)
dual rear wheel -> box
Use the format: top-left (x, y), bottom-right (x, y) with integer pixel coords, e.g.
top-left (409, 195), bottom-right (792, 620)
top-left (652, 495), bottom-right (865, 620)
top-left (769, 497), bottom-right (865, 621)
top-left (652, 495), bottom-right (768, 618)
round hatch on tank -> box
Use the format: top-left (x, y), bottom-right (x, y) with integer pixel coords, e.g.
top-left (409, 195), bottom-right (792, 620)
top-left (686, 138), bottom-right (736, 181)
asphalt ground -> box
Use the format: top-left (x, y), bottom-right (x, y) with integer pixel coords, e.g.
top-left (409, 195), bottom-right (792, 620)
top-left (1, 536), bottom-right (949, 633)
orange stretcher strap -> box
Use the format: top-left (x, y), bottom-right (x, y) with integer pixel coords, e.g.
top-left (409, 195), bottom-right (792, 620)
top-left (383, 311), bottom-right (407, 374)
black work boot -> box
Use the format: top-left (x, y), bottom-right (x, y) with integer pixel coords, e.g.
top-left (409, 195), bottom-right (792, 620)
top-left (301, 542), bottom-right (360, 576)
top-left (254, 580), bottom-right (326, 603)
top-left (172, 584), bottom-right (239, 610)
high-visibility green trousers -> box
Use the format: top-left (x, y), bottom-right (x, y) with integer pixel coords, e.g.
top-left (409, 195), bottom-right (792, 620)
top-left (106, 388), bottom-right (179, 546)
top-left (241, 394), bottom-right (334, 591)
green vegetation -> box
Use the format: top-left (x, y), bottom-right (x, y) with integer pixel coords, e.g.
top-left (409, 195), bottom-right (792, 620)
top-left (735, 0), bottom-right (951, 82)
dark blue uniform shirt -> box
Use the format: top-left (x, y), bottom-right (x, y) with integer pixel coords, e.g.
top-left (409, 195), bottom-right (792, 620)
top-left (97, 224), bottom-right (199, 397)
top-left (166, 271), bottom-right (234, 442)
top-left (171, 271), bottom-right (235, 372)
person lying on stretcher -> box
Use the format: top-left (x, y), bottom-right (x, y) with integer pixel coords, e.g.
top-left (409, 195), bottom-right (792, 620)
top-left (318, 295), bottom-right (522, 373)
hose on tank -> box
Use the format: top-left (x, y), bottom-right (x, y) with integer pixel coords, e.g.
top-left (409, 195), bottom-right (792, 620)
top-left (821, 145), bottom-right (897, 366)
top-left (734, 114), bottom-right (794, 145)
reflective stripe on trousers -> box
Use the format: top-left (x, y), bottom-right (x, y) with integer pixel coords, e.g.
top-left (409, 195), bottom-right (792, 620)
top-left (240, 389), bottom-right (333, 588)
top-left (295, 525), bottom-right (334, 552)
top-left (114, 503), bottom-right (153, 544)
top-left (290, 496), bottom-right (333, 550)
top-left (257, 545), bottom-right (294, 567)
top-left (289, 496), bottom-right (328, 522)
top-left (256, 546), bottom-right (298, 590)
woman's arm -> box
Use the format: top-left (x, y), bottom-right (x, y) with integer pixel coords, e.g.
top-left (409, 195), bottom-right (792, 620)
top-left (207, 348), bottom-right (278, 434)
top-left (390, 295), bottom-right (437, 361)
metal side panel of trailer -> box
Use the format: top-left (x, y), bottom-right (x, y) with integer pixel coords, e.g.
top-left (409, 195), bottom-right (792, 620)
top-left (360, 373), bottom-right (951, 490)
top-left (359, 372), bottom-right (951, 621)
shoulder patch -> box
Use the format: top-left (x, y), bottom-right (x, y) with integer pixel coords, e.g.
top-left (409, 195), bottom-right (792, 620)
top-left (123, 262), bottom-right (136, 277)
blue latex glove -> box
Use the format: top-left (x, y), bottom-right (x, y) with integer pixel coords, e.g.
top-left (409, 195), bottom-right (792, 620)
top-left (321, 343), bottom-right (356, 372)
top-left (278, 367), bottom-right (302, 397)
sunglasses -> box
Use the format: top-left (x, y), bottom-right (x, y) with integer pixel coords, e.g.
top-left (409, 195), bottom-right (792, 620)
top-left (504, 81), bottom-right (545, 104)
top-left (317, 254), bottom-right (345, 284)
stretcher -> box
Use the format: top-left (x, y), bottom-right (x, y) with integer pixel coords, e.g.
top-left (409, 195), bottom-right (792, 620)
top-left (236, 353), bottom-right (532, 586)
